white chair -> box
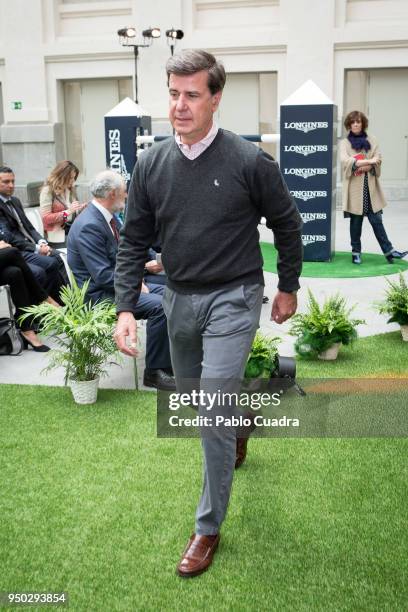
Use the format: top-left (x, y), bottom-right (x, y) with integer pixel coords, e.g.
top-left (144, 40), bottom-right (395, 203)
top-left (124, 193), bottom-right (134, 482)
top-left (25, 207), bottom-right (45, 237)
top-left (55, 249), bottom-right (72, 286)
top-left (24, 207), bottom-right (72, 283)
top-left (0, 284), bottom-right (15, 318)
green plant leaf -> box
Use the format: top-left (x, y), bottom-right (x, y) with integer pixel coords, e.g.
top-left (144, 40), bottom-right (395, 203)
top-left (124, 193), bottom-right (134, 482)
top-left (375, 273), bottom-right (408, 326)
top-left (244, 332), bottom-right (280, 378)
top-left (19, 277), bottom-right (119, 381)
top-left (289, 289), bottom-right (365, 359)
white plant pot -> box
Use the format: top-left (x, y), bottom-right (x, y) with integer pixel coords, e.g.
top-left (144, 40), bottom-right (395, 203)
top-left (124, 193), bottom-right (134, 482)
top-left (318, 342), bottom-right (341, 361)
top-left (401, 325), bottom-right (408, 342)
top-left (69, 378), bottom-right (99, 404)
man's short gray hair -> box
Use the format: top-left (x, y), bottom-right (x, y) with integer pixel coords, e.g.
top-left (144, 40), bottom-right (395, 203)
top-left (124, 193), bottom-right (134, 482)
top-left (90, 170), bottom-right (124, 199)
top-left (166, 49), bottom-right (226, 95)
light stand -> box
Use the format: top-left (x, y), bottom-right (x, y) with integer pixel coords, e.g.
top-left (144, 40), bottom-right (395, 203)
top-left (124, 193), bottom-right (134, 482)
top-left (165, 28), bottom-right (184, 56)
top-left (117, 27), bottom-right (161, 103)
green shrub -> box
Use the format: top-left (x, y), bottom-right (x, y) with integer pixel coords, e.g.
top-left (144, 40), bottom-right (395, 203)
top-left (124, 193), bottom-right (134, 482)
top-left (20, 277), bottom-right (118, 382)
top-left (244, 332), bottom-right (280, 378)
top-left (376, 273), bottom-right (408, 326)
top-left (289, 290), bottom-right (365, 358)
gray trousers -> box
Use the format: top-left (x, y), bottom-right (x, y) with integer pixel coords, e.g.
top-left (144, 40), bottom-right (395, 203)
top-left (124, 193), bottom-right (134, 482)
top-left (162, 283), bottom-right (263, 535)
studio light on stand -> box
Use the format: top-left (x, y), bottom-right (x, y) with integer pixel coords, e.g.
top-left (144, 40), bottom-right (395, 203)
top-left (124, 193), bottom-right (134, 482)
top-left (165, 28), bottom-right (184, 56)
top-left (142, 28), bottom-right (161, 40)
top-left (117, 26), bottom-right (161, 103)
top-left (117, 27), bottom-right (136, 40)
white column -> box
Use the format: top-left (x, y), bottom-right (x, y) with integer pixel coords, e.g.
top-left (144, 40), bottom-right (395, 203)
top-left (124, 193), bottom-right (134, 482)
top-left (0, 0), bottom-right (64, 188)
top-left (2, 0), bottom-right (48, 123)
top-left (281, 0), bottom-right (336, 99)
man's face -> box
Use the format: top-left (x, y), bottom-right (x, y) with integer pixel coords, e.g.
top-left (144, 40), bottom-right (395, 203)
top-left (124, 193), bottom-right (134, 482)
top-left (168, 70), bottom-right (222, 145)
top-left (0, 172), bottom-right (15, 198)
top-left (111, 185), bottom-right (127, 213)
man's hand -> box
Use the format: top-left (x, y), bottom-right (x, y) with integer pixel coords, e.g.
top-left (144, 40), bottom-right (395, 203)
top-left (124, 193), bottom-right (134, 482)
top-left (271, 290), bottom-right (298, 324)
top-left (114, 312), bottom-right (138, 356)
top-left (0, 240), bottom-right (11, 249)
top-left (145, 260), bottom-right (164, 274)
top-left (38, 243), bottom-right (52, 256)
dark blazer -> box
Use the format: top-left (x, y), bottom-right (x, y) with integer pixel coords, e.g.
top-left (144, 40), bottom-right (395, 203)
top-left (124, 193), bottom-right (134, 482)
top-left (0, 196), bottom-right (43, 252)
top-left (67, 202), bottom-right (119, 304)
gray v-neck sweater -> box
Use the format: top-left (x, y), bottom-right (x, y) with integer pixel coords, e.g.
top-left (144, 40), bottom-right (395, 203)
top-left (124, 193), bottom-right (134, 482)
top-left (115, 129), bottom-right (302, 313)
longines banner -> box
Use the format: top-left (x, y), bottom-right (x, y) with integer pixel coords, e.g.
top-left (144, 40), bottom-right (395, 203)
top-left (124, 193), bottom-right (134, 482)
top-left (104, 97), bottom-right (152, 189)
top-left (280, 92), bottom-right (337, 262)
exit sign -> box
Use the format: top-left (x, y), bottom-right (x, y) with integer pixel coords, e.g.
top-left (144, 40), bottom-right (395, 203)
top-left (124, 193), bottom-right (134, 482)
top-left (12, 101), bottom-right (22, 110)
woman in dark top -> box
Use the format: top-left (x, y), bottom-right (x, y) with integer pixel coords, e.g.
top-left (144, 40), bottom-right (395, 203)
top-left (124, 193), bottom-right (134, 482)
top-left (0, 241), bottom-right (58, 351)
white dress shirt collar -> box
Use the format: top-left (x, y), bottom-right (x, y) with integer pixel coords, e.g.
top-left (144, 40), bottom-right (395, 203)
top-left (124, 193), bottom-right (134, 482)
top-left (175, 121), bottom-right (219, 160)
top-left (92, 200), bottom-right (114, 232)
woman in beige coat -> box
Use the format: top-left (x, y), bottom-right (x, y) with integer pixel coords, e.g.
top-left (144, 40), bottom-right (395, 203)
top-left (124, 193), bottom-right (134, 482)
top-left (40, 160), bottom-right (86, 246)
top-left (340, 110), bottom-right (406, 264)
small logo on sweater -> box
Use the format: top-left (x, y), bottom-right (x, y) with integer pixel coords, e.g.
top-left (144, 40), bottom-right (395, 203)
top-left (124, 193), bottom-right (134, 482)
top-left (214, 179), bottom-right (220, 187)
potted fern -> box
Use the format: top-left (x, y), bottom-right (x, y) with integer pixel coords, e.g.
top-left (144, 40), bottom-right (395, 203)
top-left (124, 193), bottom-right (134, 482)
top-left (376, 273), bottom-right (408, 341)
top-left (243, 332), bottom-right (280, 389)
top-left (20, 277), bottom-right (118, 404)
top-left (289, 290), bottom-right (365, 360)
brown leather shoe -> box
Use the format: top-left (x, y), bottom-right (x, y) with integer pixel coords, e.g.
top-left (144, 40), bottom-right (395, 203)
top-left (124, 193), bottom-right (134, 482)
top-left (177, 533), bottom-right (220, 578)
top-left (235, 411), bottom-right (257, 469)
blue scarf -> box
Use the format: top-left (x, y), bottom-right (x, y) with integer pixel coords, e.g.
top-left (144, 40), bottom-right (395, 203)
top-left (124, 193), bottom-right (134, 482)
top-left (347, 130), bottom-right (371, 152)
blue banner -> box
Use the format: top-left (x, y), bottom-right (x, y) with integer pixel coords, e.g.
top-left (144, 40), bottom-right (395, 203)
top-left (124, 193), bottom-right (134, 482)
top-left (104, 114), bottom-right (151, 189)
top-left (280, 104), bottom-right (337, 261)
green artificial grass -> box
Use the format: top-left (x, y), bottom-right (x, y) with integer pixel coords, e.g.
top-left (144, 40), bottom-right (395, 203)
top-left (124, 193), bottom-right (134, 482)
top-left (296, 330), bottom-right (408, 378)
top-left (261, 243), bottom-right (408, 278)
top-left (0, 386), bottom-right (407, 611)
top-left (1, 332), bottom-right (408, 611)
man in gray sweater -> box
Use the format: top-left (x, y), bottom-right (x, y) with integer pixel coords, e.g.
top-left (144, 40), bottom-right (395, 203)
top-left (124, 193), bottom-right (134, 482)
top-left (114, 49), bottom-right (302, 578)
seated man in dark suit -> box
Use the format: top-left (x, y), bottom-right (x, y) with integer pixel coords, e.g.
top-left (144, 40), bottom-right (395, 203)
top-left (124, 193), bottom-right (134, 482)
top-left (144, 248), bottom-right (166, 286)
top-left (115, 211), bottom-right (166, 286)
top-left (0, 166), bottom-right (63, 300)
top-left (67, 169), bottom-right (174, 390)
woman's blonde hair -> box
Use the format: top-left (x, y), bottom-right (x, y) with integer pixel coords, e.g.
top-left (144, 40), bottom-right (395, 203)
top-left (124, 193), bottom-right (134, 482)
top-left (45, 160), bottom-right (79, 196)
